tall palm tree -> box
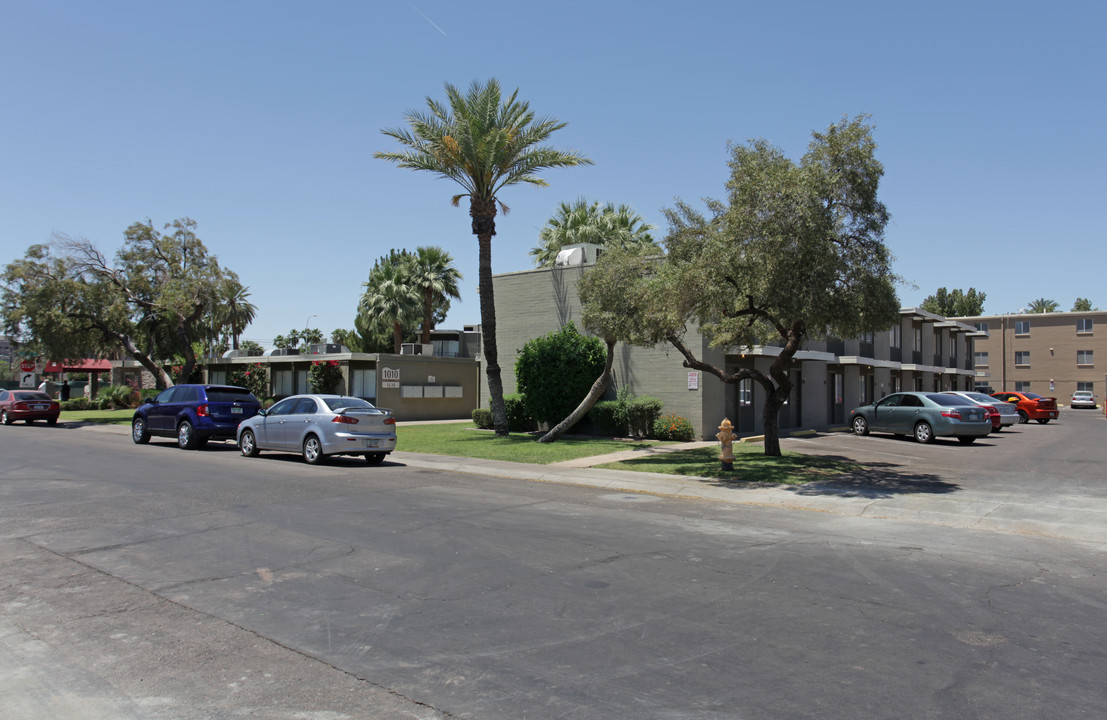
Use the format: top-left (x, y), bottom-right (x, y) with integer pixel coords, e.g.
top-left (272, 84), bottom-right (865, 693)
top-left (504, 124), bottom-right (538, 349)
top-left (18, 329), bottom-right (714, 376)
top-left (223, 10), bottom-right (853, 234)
top-left (405, 246), bottom-right (462, 346)
top-left (218, 278), bottom-right (257, 350)
top-left (375, 78), bottom-right (592, 436)
top-left (531, 198), bottom-right (658, 267)
top-left (358, 257), bottom-right (421, 354)
top-left (1027, 298), bottom-right (1059, 313)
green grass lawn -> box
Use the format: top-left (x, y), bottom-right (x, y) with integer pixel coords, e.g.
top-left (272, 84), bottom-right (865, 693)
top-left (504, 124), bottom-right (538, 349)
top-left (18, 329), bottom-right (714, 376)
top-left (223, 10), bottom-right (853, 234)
top-left (59, 408), bottom-right (134, 424)
top-left (598, 443), bottom-right (860, 485)
top-left (396, 422), bottom-right (672, 464)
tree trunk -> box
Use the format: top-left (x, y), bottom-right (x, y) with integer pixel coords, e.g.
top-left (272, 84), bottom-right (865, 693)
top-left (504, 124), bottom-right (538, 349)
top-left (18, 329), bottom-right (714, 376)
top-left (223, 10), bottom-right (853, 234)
top-left (472, 198), bottom-right (508, 436)
top-left (392, 321), bottom-right (403, 354)
top-left (538, 338), bottom-right (616, 443)
top-left (421, 288), bottom-right (433, 346)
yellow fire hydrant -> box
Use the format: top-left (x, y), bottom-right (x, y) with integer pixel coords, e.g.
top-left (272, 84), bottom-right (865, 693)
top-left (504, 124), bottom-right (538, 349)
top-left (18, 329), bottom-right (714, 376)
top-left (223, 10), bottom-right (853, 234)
top-left (716, 418), bottom-right (736, 472)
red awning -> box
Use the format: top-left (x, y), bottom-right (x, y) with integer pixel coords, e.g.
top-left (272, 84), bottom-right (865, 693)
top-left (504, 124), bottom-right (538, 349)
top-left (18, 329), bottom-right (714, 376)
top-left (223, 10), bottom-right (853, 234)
top-left (44, 359), bottom-right (114, 373)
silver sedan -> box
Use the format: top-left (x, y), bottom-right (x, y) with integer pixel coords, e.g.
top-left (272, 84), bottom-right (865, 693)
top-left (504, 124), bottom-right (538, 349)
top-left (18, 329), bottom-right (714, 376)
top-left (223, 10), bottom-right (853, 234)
top-left (237, 394), bottom-right (397, 465)
top-left (942, 391), bottom-right (1019, 430)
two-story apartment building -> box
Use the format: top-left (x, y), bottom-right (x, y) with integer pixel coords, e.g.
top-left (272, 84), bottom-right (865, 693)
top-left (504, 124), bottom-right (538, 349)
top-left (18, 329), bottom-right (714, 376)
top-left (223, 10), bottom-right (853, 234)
top-left (491, 258), bottom-right (979, 440)
top-left (954, 311), bottom-right (1107, 402)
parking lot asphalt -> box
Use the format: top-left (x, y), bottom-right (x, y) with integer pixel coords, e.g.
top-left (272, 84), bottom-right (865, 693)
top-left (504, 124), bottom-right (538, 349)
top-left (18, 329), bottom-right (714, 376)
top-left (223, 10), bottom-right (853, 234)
top-left (73, 411), bottom-right (1107, 547)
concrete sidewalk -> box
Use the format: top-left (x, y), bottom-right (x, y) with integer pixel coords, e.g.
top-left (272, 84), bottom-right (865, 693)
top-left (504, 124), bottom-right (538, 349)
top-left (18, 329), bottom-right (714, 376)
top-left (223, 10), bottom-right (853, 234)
top-left (72, 421), bottom-right (1107, 548)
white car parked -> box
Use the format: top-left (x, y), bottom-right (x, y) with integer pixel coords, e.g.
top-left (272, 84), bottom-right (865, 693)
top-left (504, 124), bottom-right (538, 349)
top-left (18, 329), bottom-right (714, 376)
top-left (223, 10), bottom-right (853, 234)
top-left (237, 394), bottom-right (396, 465)
top-left (1070, 391), bottom-right (1097, 409)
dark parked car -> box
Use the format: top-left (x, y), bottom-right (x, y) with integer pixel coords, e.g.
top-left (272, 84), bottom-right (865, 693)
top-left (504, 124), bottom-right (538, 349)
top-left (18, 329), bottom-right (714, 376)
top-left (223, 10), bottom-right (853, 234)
top-left (850, 391), bottom-right (992, 444)
top-left (0, 390), bottom-right (60, 425)
top-left (132, 384), bottom-right (260, 449)
top-left (990, 391), bottom-right (1058, 424)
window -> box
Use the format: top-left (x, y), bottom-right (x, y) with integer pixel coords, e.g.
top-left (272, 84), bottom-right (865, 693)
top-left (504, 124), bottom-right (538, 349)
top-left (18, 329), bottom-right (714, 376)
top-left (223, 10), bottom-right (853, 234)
top-left (738, 378), bottom-right (752, 406)
top-left (1015, 351), bottom-right (1030, 366)
top-left (974, 382), bottom-right (991, 392)
top-left (1077, 350), bottom-right (1094, 366)
top-left (208, 369), bottom-right (226, 385)
top-left (913, 326), bottom-right (922, 350)
top-left (351, 368), bottom-right (376, 399)
top-left (1077, 318), bottom-right (1093, 334)
top-left (889, 324), bottom-right (901, 348)
top-left (273, 369), bottom-right (293, 396)
top-left (1015, 381), bottom-right (1031, 392)
top-left (860, 330), bottom-right (874, 343)
top-left (974, 321), bottom-right (989, 332)
top-left (1077, 381), bottom-right (1095, 393)
top-left (974, 352), bottom-right (989, 367)
top-left (1015, 320), bottom-right (1030, 335)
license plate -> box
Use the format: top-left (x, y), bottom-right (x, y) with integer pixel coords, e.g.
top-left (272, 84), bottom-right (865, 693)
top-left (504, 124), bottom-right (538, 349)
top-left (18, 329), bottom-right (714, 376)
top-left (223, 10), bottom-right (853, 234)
top-left (365, 439), bottom-right (380, 448)
top-left (231, 407), bottom-right (242, 415)
top-left (33, 404), bottom-right (48, 410)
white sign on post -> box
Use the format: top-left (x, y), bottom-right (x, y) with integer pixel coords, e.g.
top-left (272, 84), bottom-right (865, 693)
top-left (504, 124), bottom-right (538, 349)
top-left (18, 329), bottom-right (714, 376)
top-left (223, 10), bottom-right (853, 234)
top-left (20, 372), bottom-right (36, 388)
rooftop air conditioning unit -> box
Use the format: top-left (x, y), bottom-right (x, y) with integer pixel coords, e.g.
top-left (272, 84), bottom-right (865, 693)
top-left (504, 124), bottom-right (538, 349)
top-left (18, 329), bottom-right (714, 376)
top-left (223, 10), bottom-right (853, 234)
top-left (554, 243), bottom-right (603, 267)
top-left (400, 343), bottom-right (434, 355)
top-left (308, 343), bottom-right (344, 354)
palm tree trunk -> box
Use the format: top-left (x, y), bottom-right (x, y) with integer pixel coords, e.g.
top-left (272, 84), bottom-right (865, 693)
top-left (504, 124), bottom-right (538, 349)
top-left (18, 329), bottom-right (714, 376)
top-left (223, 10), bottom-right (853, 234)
top-left (422, 287), bottom-right (433, 346)
top-left (472, 200), bottom-right (508, 436)
top-left (538, 339), bottom-right (616, 443)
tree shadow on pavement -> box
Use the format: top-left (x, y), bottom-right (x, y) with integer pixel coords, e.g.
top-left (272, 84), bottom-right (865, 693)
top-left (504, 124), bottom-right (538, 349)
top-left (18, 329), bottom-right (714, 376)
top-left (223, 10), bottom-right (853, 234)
top-left (783, 460), bottom-right (959, 499)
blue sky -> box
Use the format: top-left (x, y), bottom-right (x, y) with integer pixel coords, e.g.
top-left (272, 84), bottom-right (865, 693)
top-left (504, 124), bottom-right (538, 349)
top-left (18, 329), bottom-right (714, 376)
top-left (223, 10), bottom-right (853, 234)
top-left (2, 1), bottom-right (1103, 348)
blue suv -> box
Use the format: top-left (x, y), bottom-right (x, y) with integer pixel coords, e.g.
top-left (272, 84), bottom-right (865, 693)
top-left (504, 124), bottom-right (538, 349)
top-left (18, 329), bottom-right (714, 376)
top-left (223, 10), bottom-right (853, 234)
top-left (132, 384), bottom-right (261, 449)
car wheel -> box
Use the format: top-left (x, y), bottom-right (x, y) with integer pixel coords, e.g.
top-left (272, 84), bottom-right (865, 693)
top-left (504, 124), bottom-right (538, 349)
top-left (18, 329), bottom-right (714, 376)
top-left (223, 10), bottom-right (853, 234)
top-left (851, 416), bottom-right (869, 436)
top-left (239, 429), bottom-right (259, 457)
top-left (46, 418), bottom-right (57, 426)
top-left (132, 417), bottom-right (150, 444)
top-left (958, 436), bottom-right (976, 445)
top-left (1017, 410), bottom-right (1029, 424)
top-left (1, 410), bottom-right (10, 425)
top-left (1036, 418), bottom-right (1050, 424)
top-left (177, 420), bottom-right (198, 450)
top-left (914, 421), bottom-right (934, 444)
top-left (365, 452), bottom-right (385, 465)
top-left (302, 435), bottom-right (325, 465)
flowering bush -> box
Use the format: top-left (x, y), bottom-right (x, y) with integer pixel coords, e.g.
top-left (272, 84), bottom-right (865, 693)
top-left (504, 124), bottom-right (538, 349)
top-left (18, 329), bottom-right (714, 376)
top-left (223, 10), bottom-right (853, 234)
top-left (228, 363), bottom-right (269, 400)
top-left (309, 360), bottom-right (343, 394)
top-left (652, 413), bottom-right (696, 441)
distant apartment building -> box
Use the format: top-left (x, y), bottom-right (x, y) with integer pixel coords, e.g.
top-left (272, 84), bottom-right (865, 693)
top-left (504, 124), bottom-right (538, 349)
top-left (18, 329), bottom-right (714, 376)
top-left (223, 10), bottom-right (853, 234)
top-left (491, 253), bottom-right (980, 440)
top-left (954, 311), bottom-right (1107, 401)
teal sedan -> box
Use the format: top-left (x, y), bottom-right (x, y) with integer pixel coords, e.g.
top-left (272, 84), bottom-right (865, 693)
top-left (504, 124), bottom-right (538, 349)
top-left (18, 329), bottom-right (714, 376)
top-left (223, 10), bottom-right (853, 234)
top-left (850, 392), bottom-right (992, 444)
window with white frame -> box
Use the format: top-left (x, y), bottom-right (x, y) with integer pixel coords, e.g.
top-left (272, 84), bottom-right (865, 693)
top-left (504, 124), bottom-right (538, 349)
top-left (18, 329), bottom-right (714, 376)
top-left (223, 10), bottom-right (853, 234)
top-left (974, 351), bottom-right (989, 367)
top-left (1015, 381), bottom-right (1031, 392)
top-left (1077, 350), bottom-right (1094, 366)
top-left (974, 321), bottom-right (989, 332)
top-left (1077, 318), bottom-right (1093, 334)
top-left (889, 324), bottom-right (901, 348)
top-left (1015, 320), bottom-right (1030, 335)
top-left (1077, 381), bottom-right (1095, 393)
top-left (738, 378), bottom-right (752, 406)
top-left (1015, 351), bottom-right (1030, 366)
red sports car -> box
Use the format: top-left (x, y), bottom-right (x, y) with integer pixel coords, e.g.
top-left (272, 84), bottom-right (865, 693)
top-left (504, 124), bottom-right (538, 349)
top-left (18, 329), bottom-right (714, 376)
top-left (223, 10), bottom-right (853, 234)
top-left (990, 391), bottom-right (1058, 424)
top-left (0, 389), bottom-right (61, 425)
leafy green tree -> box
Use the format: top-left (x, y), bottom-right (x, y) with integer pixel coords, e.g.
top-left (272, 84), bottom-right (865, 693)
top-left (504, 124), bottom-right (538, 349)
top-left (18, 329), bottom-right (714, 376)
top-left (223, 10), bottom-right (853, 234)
top-left (1072, 297), bottom-right (1097, 311)
top-left (515, 323), bottom-right (606, 431)
top-left (405, 246), bottom-right (462, 345)
top-left (239, 340), bottom-right (265, 357)
top-left (376, 78), bottom-right (592, 436)
top-left (580, 116), bottom-right (900, 455)
top-left (530, 199), bottom-right (659, 267)
top-left (1027, 298), bottom-right (1059, 313)
top-left (357, 252), bottom-right (421, 353)
top-left (921, 287), bottom-right (986, 317)
top-left (2, 218), bottom-right (235, 389)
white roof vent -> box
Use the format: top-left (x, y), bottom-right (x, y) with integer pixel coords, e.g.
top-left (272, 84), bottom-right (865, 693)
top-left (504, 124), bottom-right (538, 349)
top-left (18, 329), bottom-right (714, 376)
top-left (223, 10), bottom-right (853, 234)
top-left (554, 243), bottom-right (603, 267)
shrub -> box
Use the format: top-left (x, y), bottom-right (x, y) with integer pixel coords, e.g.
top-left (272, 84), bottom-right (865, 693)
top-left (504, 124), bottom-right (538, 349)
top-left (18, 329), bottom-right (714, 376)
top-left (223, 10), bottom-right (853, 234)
top-left (309, 360), bottom-right (343, 393)
top-left (504, 394), bottom-right (537, 432)
top-left (472, 408), bottom-right (494, 429)
top-left (626, 396), bottom-right (664, 438)
top-left (514, 323), bottom-right (606, 428)
top-left (94, 384), bottom-right (139, 410)
top-left (653, 413), bottom-right (696, 441)
top-left (60, 397), bottom-right (90, 411)
top-left (588, 400), bottom-right (627, 436)
top-left (227, 363), bottom-right (269, 400)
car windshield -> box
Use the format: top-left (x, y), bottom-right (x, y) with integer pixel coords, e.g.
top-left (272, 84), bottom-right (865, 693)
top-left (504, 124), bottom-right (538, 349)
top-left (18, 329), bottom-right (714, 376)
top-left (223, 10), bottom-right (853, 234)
top-left (324, 397), bottom-right (375, 411)
top-left (926, 394), bottom-right (967, 407)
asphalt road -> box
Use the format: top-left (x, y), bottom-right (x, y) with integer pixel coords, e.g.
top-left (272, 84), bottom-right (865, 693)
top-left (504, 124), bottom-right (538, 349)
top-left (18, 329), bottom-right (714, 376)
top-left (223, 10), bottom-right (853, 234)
top-left (1, 411), bottom-right (1105, 719)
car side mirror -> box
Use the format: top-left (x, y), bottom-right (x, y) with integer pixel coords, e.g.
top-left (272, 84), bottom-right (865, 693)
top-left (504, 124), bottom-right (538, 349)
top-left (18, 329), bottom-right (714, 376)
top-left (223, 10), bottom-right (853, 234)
top-left (257, 408), bottom-right (268, 417)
